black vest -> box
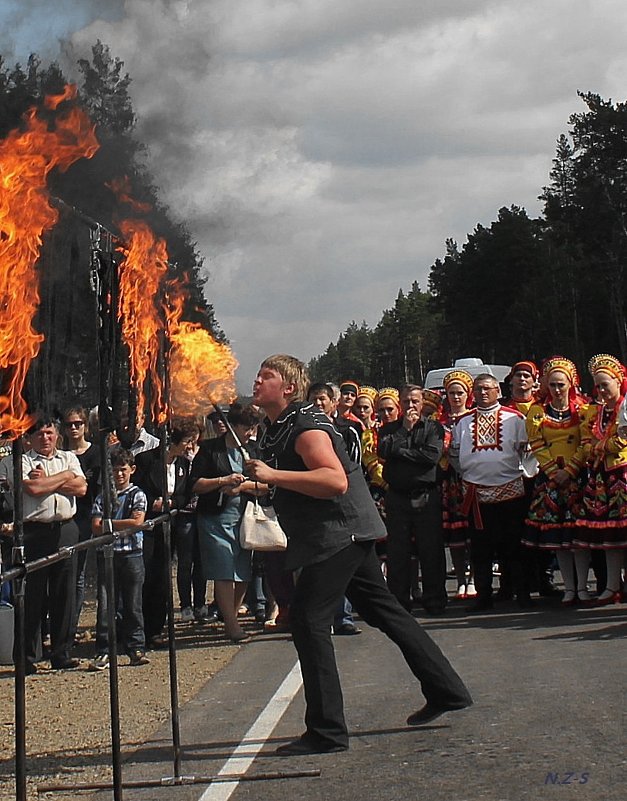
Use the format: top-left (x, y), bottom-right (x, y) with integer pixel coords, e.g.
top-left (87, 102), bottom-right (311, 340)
top-left (259, 402), bottom-right (386, 569)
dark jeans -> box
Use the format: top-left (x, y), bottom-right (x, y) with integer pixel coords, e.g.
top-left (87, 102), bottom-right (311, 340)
top-left (69, 504), bottom-right (93, 643)
top-left (470, 497), bottom-right (527, 602)
top-left (142, 528), bottom-right (168, 640)
top-left (174, 515), bottom-right (206, 610)
top-left (290, 540), bottom-right (472, 747)
top-left (96, 550), bottom-right (146, 654)
top-left (385, 488), bottom-right (448, 612)
top-left (19, 520), bottom-right (78, 668)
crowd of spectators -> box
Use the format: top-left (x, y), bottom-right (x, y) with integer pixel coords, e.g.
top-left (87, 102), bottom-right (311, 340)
top-left (0, 350), bottom-right (625, 674)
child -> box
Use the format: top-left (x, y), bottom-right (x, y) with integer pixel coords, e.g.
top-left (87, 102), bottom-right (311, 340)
top-left (90, 448), bottom-right (149, 669)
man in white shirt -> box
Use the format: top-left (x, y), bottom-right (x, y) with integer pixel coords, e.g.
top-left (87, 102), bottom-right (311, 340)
top-left (450, 374), bottom-right (530, 612)
top-left (0, 417), bottom-right (87, 673)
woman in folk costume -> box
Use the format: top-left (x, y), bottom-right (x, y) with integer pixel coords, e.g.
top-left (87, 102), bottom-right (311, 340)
top-left (573, 354), bottom-right (627, 605)
top-left (523, 357), bottom-right (591, 605)
top-left (421, 389), bottom-right (443, 420)
top-left (439, 370), bottom-right (476, 600)
top-left (356, 386), bottom-right (386, 497)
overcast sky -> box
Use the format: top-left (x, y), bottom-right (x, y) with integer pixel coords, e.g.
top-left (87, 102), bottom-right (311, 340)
top-left (2, 1), bottom-right (627, 392)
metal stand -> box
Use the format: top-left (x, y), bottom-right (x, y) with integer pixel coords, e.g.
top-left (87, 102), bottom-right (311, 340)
top-left (11, 438), bottom-right (26, 801)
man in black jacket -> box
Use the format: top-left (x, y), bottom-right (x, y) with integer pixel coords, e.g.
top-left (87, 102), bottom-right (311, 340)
top-left (378, 385), bottom-right (448, 615)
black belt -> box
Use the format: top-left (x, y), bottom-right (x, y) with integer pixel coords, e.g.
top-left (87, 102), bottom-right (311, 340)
top-left (24, 519), bottom-right (73, 528)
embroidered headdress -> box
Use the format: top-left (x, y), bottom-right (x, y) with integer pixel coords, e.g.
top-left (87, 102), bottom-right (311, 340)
top-left (588, 353), bottom-right (625, 383)
top-left (541, 356), bottom-right (578, 385)
top-left (377, 387), bottom-right (400, 409)
top-left (443, 370), bottom-right (474, 396)
top-left (356, 385), bottom-right (378, 406)
top-left (588, 353), bottom-right (627, 396)
top-left (421, 389), bottom-right (442, 414)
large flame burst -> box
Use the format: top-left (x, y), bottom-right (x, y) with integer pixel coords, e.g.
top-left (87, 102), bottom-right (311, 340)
top-left (0, 85), bottom-right (99, 437)
top-left (166, 286), bottom-right (238, 417)
top-left (116, 219), bottom-right (170, 426)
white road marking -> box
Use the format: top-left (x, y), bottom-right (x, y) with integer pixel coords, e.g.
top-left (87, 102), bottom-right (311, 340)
top-left (198, 660), bottom-right (303, 801)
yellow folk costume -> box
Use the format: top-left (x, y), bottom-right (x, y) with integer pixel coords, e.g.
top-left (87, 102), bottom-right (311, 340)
top-left (573, 354), bottom-right (627, 550)
top-left (523, 357), bottom-right (588, 549)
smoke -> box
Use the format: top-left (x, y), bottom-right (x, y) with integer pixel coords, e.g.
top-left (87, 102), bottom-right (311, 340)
top-left (23, 0), bottom-right (627, 387)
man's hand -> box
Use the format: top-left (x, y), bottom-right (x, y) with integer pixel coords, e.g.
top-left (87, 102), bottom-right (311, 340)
top-left (245, 460), bottom-right (276, 485)
top-left (403, 407), bottom-right (420, 431)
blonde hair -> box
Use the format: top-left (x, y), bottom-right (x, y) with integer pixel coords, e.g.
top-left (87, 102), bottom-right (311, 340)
top-left (260, 354), bottom-right (310, 402)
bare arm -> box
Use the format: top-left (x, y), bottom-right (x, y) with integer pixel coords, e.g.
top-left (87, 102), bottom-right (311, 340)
top-left (23, 469), bottom-right (79, 497)
top-left (92, 509), bottom-right (145, 536)
top-left (246, 430), bottom-right (348, 499)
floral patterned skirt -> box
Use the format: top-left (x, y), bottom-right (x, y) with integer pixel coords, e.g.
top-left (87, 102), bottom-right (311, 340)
top-left (523, 472), bottom-right (585, 549)
top-left (440, 468), bottom-right (469, 547)
top-left (572, 465), bottom-right (627, 549)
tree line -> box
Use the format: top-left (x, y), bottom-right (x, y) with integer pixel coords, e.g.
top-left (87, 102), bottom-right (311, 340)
top-left (309, 92), bottom-right (627, 390)
top-left (0, 42), bottom-right (221, 411)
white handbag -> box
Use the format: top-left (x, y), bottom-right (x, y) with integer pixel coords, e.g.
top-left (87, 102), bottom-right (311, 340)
top-left (240, 495), bottom-right (287, 551)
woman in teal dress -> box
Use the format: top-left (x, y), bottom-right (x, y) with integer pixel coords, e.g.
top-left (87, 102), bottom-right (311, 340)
top-left (190, 404), bottom-right (265, 642)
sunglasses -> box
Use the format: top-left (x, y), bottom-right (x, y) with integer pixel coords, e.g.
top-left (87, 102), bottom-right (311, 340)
top-left (64, 420), bottom-right (85, 428)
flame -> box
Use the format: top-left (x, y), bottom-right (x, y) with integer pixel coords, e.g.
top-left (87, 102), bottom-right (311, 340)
top-left (116, 218), bottom-right (169, 426)
top-left (0, 85), bottom-right (99, 437)
top-left (166, 286), bottom-right (238, 417)
top-left (107, 176), bottom-right (152, 214)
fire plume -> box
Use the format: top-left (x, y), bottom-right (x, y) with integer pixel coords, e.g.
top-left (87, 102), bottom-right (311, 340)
top-left (116, 218), bottom-right (169, 426)
top-left (0, 85), bottom-right (98, 437)
top-left (166, 286), bottom-right (238, 417)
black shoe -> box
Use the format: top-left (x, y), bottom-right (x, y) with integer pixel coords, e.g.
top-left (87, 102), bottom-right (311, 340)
top-left (275, 736), bottom-right (348, 756)
top-left (128, 650), bottom-right (150, 666)
top-left (406, 701), bottom-right (472, 726)
top-left (25, 662), bottom-right (38, 675)
top-left (333, 623), bottom-right (362, 635)
top-left (50, 658), bottom-right (80, 671)
top-left (466, 599), bottom-right (494, 614)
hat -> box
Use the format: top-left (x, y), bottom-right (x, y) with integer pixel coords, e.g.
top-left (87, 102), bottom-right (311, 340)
top-left (377, 387), bottom-right (400, 408)
top-left (508, 360), bottom-right (539, 381)
top-left (588, 353), bottom-right (625, 383)
top-left (340, 381), bottom-right (359, 395)
top-left (357, 386), bottom-right (378, 406)
top-left (421, 389), bottom-right (442, 413)
top-left (443, 370), bottom-right (473, 396)
top-left (541, 356), bottom-right (578, 386)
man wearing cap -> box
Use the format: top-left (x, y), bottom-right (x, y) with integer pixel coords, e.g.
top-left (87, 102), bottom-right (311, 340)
top-left (337, 381), bottom-right (363, 428)
top-left (378, 385), bottom-right (448, 615)
top-left (505, 361), bottom-right (539, 416)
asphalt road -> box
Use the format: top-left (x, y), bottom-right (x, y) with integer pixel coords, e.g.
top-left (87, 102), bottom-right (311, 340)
top-left (105, 593), bottom-right (627, 801)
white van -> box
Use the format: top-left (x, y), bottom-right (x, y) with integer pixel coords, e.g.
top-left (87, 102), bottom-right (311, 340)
top-left (423, 358), bottom-right (511, 391)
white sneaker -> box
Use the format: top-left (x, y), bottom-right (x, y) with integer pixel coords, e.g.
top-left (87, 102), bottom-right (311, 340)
top-left (465, 582), bottom-right (477, 598)
top-left (89, 654), bottom-right (109, 671)
top-left (180, 607), bottom-right (194, 622)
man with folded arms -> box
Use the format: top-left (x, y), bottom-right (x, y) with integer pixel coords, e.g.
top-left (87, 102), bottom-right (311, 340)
top-left (0, 416), bottom-right (87, 673)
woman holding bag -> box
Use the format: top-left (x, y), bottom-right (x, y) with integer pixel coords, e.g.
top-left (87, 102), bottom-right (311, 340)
top-left (190, 404), bottom-right (266, 642)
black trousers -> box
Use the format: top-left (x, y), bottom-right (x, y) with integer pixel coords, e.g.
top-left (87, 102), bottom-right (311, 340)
top-left (384, 488), bottom-right (448, 612)
top-left (290, 540), bottom-right (472, 747)
top-left (142, 528), bottom-right (168, 640)
top-left (19, 520), bottom-right (78, 668)
top-left (469, 497), bottom-right (527, 602)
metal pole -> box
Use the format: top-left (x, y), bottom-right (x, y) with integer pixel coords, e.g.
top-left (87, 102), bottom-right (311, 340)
top-left (99, 434), bottom-right (123, 801)
top-left (11, 437), bottom-right (26, 801)
top-left (37, 768), bottom-right (321, 794)
top-left (158, 325), bottom-right (183, 778)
